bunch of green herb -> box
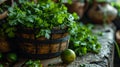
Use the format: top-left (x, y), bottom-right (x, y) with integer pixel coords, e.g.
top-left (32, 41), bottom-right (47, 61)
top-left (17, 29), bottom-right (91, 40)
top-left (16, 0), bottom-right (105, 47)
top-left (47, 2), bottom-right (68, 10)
top-left (5, 0), bottom-right (78, 38)
top-left (25, 59), bottom-right (42, 67)
top-left (69, 23), bottom-right (101, 56)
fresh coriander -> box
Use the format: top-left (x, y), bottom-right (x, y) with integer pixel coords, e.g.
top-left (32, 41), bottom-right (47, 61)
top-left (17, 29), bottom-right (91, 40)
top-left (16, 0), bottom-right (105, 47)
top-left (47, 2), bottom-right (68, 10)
top-left (6, 0), bottom-right (79, 38)
top-left (69, 23), bottom-right (101, 56)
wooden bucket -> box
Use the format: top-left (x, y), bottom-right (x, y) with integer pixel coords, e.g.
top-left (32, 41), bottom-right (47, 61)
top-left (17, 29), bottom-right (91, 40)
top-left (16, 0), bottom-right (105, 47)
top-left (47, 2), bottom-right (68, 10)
top-left (16, 28), bottom-right (70, 59)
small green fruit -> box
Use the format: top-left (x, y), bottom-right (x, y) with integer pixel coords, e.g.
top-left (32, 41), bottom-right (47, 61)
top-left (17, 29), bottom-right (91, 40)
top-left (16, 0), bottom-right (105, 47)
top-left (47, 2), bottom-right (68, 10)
top-left (61, 49), bottom-right (76, 64)
top-left (7, 53), bottom-right (17, 63)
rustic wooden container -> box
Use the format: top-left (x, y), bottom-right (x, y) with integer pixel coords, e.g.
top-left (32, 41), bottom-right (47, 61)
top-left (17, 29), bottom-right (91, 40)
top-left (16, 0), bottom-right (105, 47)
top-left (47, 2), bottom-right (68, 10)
top-left (16, 28), bottom-right (70, 59)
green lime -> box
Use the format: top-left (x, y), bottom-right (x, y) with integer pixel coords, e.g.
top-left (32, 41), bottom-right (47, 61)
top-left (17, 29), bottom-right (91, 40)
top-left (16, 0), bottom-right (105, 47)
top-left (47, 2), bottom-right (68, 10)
top-left (61, 49), bottom-right (76, 64)
top-left (7, 53), bottom-right (17, 63)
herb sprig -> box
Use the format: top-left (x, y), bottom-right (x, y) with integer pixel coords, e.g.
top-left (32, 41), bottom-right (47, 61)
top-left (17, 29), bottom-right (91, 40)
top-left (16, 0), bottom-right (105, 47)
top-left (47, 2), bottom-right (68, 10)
top-left (69, 23), bottom-right (101, 56)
